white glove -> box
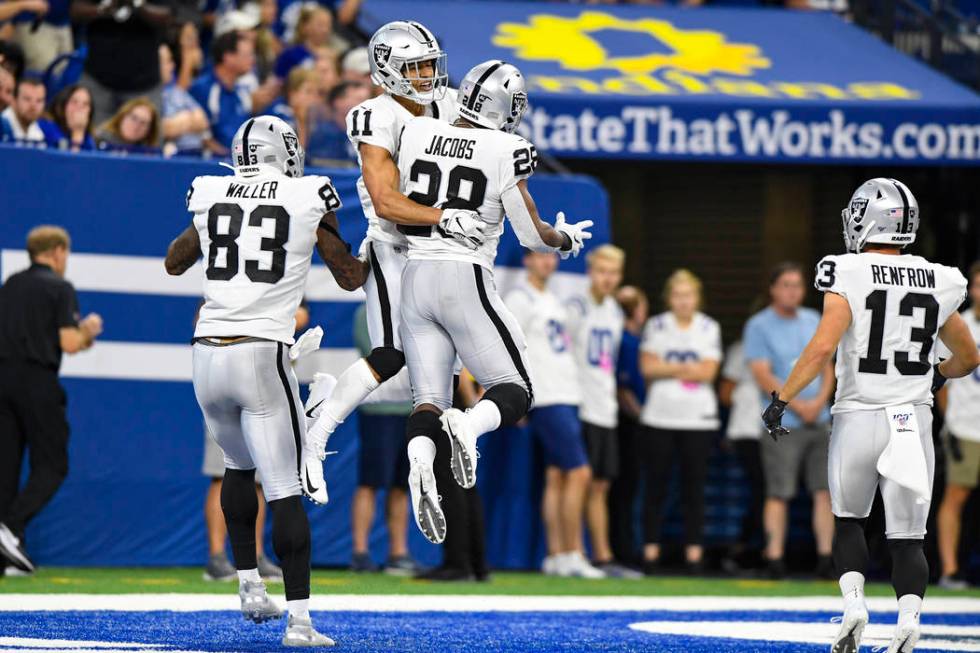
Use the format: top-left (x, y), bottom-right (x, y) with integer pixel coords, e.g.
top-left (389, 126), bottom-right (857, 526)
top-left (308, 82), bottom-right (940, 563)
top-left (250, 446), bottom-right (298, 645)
top-left (439, 208), bottom-right (486, 251)
top-left (290, 325), bottom-right (323, 361)
top-left (553, 212), bottom-right (593, 260)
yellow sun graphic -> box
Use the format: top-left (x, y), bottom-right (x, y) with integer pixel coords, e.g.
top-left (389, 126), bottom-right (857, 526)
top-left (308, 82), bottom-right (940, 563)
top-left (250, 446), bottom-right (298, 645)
top-left (493, 11), bottom-right (770, 77)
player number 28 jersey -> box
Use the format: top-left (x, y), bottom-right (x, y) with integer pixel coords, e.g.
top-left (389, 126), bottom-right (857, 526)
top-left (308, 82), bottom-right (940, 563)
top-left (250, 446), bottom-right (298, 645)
top-left (346, 91), bottom-right (458, 249)
top-left (188, 170), bottom-right (342, 344)
top-left (396, 116), bottom-right (538, 270)
top-left (815, 252), bottom-right (967, 413)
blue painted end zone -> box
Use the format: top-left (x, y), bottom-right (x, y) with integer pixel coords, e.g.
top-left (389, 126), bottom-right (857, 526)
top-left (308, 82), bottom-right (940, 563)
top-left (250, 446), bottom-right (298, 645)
top-left (1, 611), bottom-right (978, 653)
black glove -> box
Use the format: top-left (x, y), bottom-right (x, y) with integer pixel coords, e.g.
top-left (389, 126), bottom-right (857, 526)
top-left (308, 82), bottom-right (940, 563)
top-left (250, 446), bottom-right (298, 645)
top-left (931, 362), bottom-right (947, 394)
top-left (762, 391), bottom-right (790, 442)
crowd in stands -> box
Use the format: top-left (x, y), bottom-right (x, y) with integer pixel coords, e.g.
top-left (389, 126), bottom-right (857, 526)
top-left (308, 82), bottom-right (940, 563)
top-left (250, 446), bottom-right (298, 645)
top-left (0, 0), bottom-right (369, 164)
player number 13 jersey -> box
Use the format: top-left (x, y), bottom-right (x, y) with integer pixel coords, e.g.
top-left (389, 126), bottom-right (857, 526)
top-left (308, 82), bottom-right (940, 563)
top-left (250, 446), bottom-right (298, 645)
top-left (815, 252), bottom-right (967, 412)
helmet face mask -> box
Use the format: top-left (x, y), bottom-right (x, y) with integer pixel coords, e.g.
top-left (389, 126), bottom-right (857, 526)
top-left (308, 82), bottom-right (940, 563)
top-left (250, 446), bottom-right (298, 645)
top-left (841, 178), bottom-right (918, 253)
top-left (231, 116), bottom-right (305, 178)
top-left (369, 21), bottom-right (448, 105)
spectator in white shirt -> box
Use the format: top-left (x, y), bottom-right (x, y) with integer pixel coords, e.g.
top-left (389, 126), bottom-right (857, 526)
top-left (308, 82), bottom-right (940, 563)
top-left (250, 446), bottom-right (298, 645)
top-left (639, 269), bottom-right (721, 575)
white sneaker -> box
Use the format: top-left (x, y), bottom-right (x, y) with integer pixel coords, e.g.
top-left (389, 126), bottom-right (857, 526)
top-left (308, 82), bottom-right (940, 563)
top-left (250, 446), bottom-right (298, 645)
top-left (886, 617), bottom-right (920, 653)
top-left (282, 615), bottom-right (335, 648)
top-left (830, 601), bottom-right (869, 653)
top-left (304, 373), bottom-right (337, 431)
top-left (541, 555), bottom-right (560, 576)
top-left (440, 408), bottom-right (479, 489)
top-left (408, 458), bottom-right (446, 544)
top-left (565, 552), bottom-right (606, 579)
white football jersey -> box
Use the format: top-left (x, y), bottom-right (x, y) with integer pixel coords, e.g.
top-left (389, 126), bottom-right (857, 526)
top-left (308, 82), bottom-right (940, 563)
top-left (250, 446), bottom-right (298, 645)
top-left (346, 91), bottom-right (458, 248)
top-left (188, 169), bottom-right (342, 344)
top-left (566, 292), bottom-right (624, 428)
top-left (939, 309), bottom-right (980, 441)
top-left (639, 311), bottom-right (722, 430)
top-left (815, 252), bottom-right (967, 413)
top-left (396, 116), bottom-right (538, 270)
top-left (504, 281), bottom-right (581, 408)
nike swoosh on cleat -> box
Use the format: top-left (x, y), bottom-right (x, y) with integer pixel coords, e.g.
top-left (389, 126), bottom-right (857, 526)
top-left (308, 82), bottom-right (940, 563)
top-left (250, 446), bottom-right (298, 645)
top-left (304, 469), bottom-right (320, 496)
top-left (305, 399), bottom-right (324, 419)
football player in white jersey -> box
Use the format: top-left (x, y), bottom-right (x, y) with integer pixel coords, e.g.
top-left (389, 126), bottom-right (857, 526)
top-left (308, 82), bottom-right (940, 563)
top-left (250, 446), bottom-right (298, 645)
top-left (164, 116), bottom-right (366, 648)
top-left (565, 245), bottom-right (630, 577)
top-left (935, 261), bottom-right (980, 590)
top-left (302, 21), bottom-right (485, 504)
top-left (395, 60), bottom-right (593, 543)
top-left (504, 251), bottom-right (602, 579)
top-left (761, 179), bottom-right (979, 653)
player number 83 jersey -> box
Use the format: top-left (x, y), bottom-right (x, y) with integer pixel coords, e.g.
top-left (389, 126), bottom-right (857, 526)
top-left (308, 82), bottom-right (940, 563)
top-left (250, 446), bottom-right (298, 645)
top-left (814, 251), bottom-right (967, 413)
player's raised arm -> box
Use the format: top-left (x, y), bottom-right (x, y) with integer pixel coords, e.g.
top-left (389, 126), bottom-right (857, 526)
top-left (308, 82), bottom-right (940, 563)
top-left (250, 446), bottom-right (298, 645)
top-left (936, 311), bottom-right (980, 383)
top-left (165, 223), bottom-right (201, 276)
top-left (315, 211), bottom-right (368, 291)
top-left (502, 180), bottom-right (592, 258)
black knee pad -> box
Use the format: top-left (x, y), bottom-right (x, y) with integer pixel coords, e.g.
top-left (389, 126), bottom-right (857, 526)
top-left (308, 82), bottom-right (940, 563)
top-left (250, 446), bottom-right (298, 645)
top-left (483, 383), bottom-right (530, 427)
top-left (407, 410), bottom-right (442, 441)
top-left (832, 516), bottom-right (869, 576)
top-left (888, 538), bottom-right (928, 599)
top-left (269, 495), bottom-right (311, 601)
top-left (365, 347), bottom-right (405, 382)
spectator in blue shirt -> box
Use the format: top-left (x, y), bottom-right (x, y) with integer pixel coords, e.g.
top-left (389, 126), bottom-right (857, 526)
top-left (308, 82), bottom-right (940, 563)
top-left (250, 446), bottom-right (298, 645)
top-left (609, 285), bottom-right (649, 567)
top-left (40, 83), bottom-right (95, 151)
top-left (306, 79), bottom-right (366, 164)
top-left (190, 30), bottom-right (255, 153)
top-left (94, 96), bottom-right (161, 155)
top-left (268, 67), bottom-right (319, 147)
top-left (159, 42), bottom-right (209, 157)
top-left (11, 0), bottom-right (70, 73)
top-left (743, 262), bottom-right (835, 580)
top-left (274, 5), bottom-right (345, 80)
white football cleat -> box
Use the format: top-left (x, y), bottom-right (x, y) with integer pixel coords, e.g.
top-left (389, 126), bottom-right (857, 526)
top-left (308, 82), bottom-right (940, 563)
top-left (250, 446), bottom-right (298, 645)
top-left (300, 448), bottom-right (329, 506)
top-left (301, 373), bottom-right (337, 505)
top-left (304, 373), bottom-right (337, 431)
top-left (408, 457), bottom-right (446, 544)
top-left (239, 579), bottom-right (282, 624)
top-left (440, 408), bottom-right (479, 489)
top-left (282, 615), bottom-right (336, 648)
top-left (886, 617), bottom-right (921, 653)
top-left (830, 602), bottom-right (869, 653)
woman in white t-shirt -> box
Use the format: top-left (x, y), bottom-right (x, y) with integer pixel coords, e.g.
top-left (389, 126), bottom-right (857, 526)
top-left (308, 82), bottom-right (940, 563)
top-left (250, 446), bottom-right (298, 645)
top-left (639, 269), bottom-right (721, 575)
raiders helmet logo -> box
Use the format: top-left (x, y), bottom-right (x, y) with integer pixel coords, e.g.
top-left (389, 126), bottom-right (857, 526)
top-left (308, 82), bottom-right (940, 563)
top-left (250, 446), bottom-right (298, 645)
top-left (373, 43), bottom-right (392, 68)
top-left (511, 91), bottom-right (528, 118)
top-left (281, 132), bottom-right (299, 157)
top-left (849, 197), bottom-right (869, 222)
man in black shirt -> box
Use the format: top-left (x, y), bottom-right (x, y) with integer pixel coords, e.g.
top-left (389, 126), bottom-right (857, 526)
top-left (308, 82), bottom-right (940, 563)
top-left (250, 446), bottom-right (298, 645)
top-left (0, 226), bottom-right (102, 574)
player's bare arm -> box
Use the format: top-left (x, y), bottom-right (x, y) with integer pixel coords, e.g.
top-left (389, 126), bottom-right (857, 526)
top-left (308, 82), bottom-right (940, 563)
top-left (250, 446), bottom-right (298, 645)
top-left (936, 311), bottom-right (980, 380)
top-left (777, 292), bottom-right (852, 402)
top-left (316, 212), bottom-right (369, 291)
top-left (165, 224), bottom-right (202, 276)
top-left (750, 357), bottom-right (833, 422)
top-left (360, 143), bottom-right (443, 226)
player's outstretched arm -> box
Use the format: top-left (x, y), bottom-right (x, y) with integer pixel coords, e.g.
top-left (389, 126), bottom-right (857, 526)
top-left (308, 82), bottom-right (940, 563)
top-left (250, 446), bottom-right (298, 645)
top-left (936, 311), bottom-right (980, 381)
top-left (165, 224), bottom-right (202, 276)
top-left (360, 143), bottom-right (442, 226)
top-left (778, 292), bottom-right (851, 402)
top-left (316, 212), bottom-right (369, 292)
top-left (502, 181), bottom-right (592, 257)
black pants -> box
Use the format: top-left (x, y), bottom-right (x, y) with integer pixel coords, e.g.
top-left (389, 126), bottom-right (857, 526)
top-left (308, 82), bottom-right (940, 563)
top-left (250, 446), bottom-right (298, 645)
top-left (640, 426), bottom-right (713, 546)
top-left (732, 439), bottom-right (765, 550)
top-left (0, 362), bottom-right (70, 539)
top-left (434, 421), bottom-right (487, 576)
top-left (608, 413), bottom-right (640, 564)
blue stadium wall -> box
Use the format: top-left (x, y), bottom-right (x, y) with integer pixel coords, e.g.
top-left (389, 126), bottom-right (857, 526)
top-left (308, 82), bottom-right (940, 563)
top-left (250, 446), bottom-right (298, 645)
top-left (0, 146), bottom-right (622, 569)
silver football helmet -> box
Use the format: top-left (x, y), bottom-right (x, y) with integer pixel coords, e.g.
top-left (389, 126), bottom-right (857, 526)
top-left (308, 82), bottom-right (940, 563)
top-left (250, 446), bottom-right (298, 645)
top-left (457, 60), bottom-right (528, 133)
top-left (368, 21), bottom-right (447, 105)
top-left (841, 178), bottom-right (919, 253)
top-left (231, 115), bottom-right (304, 177)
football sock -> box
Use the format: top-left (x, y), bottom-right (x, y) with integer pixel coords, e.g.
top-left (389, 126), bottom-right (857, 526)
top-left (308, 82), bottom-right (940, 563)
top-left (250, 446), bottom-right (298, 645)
top-left (287, 598), bottom-right (310, 620)
top-left (467, 400), bottom-right (501, 436)
top-left (839, 571), bottom-right (866, 609)
top-left (889, 538), bottom-right (928, 599)
top-left (407, 435), bottom-right (437, 466)
top-left (221, 468), bottom-right (259, 571)
top-left (269, 496), bottom-right (312, 602)
top-left (237, 568), bottom-right (261, 584)
top-left (317, 358), bottom-right (378, 433)
top-left (833, 516), bottom-right (869, 576)
top-left (897, 594), bottom-right (922, 625)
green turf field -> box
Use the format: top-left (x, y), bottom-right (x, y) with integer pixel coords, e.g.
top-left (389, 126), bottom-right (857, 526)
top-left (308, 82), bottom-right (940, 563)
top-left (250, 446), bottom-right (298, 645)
top-left (3, 567), bottom-right (979, 597)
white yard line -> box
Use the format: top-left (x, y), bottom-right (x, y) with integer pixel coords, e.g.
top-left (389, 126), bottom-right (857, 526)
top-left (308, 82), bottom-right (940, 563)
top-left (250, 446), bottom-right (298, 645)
top-left (1, 594), bottom-right (978, 613)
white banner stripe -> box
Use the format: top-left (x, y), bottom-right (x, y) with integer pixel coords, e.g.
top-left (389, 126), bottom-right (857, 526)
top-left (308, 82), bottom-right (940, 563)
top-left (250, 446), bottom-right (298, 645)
top-left (61, 341), bottom-right (359, 384)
